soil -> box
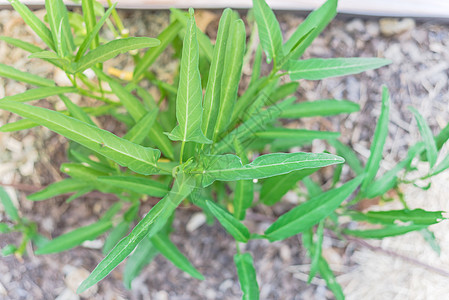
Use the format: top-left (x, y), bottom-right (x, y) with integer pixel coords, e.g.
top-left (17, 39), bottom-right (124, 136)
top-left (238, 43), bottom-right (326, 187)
top-left (0, 7), bottom-right (448, 300)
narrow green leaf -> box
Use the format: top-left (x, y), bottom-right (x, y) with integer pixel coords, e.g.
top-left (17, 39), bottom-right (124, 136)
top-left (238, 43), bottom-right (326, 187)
top-left (100, 202), bottom-right (123, 222)
top-left (283, 0), bottom-right (337, 60)
top-left (61, 163), bottom-right (107, 180)
top-left (28, 51), bottom-right (71, 70)
top-left (278, 27), bottom-right (316, 70)
top-left (0, 186), bottom-right (19, 222)
top-left (302, 230), bottom-right (344, 300)
top-left (81, 0), bottom-right (100, 50)
top-left (260, 168), bottom-right (317, 206)
top-left (77, 174), bottom-right (195, 294)
top-left (0, 36), bottom-right (44, 53)
top-left (76, 3), bottom-right (116, 61)
top-left (59, 94), bottom-right (95, 125)
top-left (249, 45), bottom-right (262, 86)
top-left (122, 110), bottom-right (158, 144)
top-left (45, 0), bottom-right (67, 56)
top-left (8, 0), bottom-right (55, 50)
top-left (347, 209), bottom-right (445, 226)
top-left (68, 11), bottom-right (85, 35)
top-left (289, 58), bottom-right (391, 81)
top-left (167, 9), bottom-right (210, 144)
top-left (308, 220), bottom-right (324, 283)
top-left (0, 118), bottom-right (38, 132)
top-left (170, 8), bottom-right (214, 61)
top-left (344, 224), bottom-right (427, 239)
top-left (60, 0), bottom-right (75, 53)
top-left (360, 86), bottom-right (390, 193)
top-left (134, 20), bottom-right (183, 80)
top-left (265, 176), bottom-right (362, 241)
top-left (0, 101), bottom-right (161, 175)
top-left (97, 176), bottom-right (169, 198)
top-left (1, 244), bottom-right (17, 257)
top-left (269, 82), bottom-right (299, 102)
top-left (432, 152), bottom-right (449, 176)
top-left (420, 228), bottom-right (441, 255)
top-left (200, 152), bottom-right (344, 187)
top-left (214, 97), bottom-right (295, 154)
top-left (328, 139), bottom-right (364, 175)
top-left (266, 138), bottom-right (313, 152)
top-left (103, 221), bottom-right (130, 255)
top-left (409, 106), bottom-right (438, 168)
top-left (303, 176), bottom-right (323, 198)
top-left (253, 0), bottom-right (283, 66)
top-left (364, 142), bottom-right (425, 198)
top-left (201, 9), bottom-right (233, 141)
top-left (123, 238), bottom-right (158, 289)
top-left (318, 257), bottom-right (344, 299)
top-left (28, 179), bottom-right (90, 201)
top-left (233, 180), bottom-right (254, 220)
top-left (231, 77), bottom-right (271, 124)
top-left (206, 200), bottom-right (250, 242)
top-left (69, 149), bottom-right (116, 174)
top-left (232, 141), bottom-right (254, 220)
top-left (212, 19), bottom-right (246, 141)
top-left (55, 0), bottom-right (75, 54)
top-left (0, 223), bottom-right (10, 233)
top-left (281, 100), bottom-right (359, 118)
top-left (0, 87), bottom-right (76, 103)
top-left (74, 37), bottom-right (160, 73)
top-left (234, 253), bottom-right (259, 300)
top-left (255, 128), bottom-right (340, 140)
top-left (150, 232), bottom-right (204, 280)
top-left (435, 122), bottom-right (449, 150)
top-left (65, 188), bottom-right (92, 203)
top-left (0, 63), bottom-right (55, 87)
top-left (106, 78), bottom-right (174, 159)
top-left (23, 50), bottom-right (66, 69)
top-left (30, 233), bottom-right (50, 249)
top-left (135, 85), bottom-right (158, 110)
top-left (36, 220), bottom-right (113, 254)
top-left (244, 77), bottom-right (279, 119)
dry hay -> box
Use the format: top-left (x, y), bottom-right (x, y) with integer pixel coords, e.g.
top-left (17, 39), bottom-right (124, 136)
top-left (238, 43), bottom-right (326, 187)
top-left (340, 160), bottom-right (449, 300)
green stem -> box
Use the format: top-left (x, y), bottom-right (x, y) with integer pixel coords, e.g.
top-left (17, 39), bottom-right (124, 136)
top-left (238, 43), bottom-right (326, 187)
top-left (78, 73), bottom-right (99, 91)
top-left (77, 88), bottom-right (116, 104)
top-left (68, 74), bottom-right (78, 88)
top-left (107, 0), bottom-right (127, 37)
top-left (236, 241), bottom-right (241, 255)
top-left (179, 141), bottom-right (186, 164)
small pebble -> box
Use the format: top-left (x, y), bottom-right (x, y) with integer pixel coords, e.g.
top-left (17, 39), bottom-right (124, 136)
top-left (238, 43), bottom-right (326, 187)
top-left (64, 267), bottom-right (98, 297)
top-left (279, 244), bottom-right (292, 263)
top-left (346, 19), bottom-right (365, 33)
top-left (379, 18), bottom-right (416, 37)
top-left (55, 289), bottom-right (79, 300)
top-left (366, 21), bottom-right (380, 37)
top-left (186, 212), bottom-right (206, 232)
top-left (155, 290), bottom-right (169, 300)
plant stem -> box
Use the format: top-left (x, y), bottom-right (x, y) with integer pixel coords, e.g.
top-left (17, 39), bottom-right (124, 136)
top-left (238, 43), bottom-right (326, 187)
top-left (77, 88), bottom-right (117, 104)
top-left (179, 141), bottom-right (186, 164)
top-left (68, 74), bottom-right (78, 88)
top-left (107, 0), bottom-right (127, 37)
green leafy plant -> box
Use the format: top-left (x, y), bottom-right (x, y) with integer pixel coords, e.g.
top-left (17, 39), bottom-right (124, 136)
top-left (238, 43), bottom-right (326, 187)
top-left (0, 0), bottom-right (447, 298)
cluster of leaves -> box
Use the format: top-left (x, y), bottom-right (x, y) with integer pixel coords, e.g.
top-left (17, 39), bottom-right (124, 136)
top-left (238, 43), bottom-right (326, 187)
top-left (0, 0), bottom-right (447, 298)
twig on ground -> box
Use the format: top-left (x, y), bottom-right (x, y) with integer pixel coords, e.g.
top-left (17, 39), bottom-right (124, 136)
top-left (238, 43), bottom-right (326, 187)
top-left (343, 234), bottom-right (449, 278)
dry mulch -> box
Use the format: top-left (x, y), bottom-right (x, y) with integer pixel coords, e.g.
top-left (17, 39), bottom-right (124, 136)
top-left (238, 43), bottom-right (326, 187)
top-left (1, 7), bottom-right (449, 300)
